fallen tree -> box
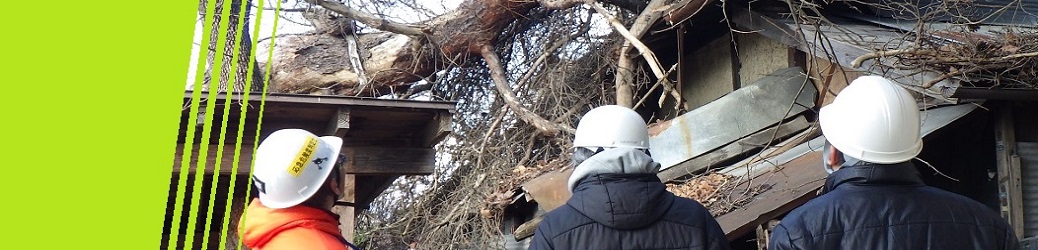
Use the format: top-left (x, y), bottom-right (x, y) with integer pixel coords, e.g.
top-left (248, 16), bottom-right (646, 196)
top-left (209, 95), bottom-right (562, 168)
top-left (255, 0), bottom-right (699, 248)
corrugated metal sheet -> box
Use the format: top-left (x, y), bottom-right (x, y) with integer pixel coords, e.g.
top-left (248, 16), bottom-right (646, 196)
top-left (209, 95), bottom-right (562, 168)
top-left (1022, 235), bottom-right (1038, 250)
top-left (1019, 142), bottom-right (1038, 236)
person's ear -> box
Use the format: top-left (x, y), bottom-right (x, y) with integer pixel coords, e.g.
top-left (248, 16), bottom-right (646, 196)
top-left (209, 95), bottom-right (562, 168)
top-left (828, 147), bottom-right (845, 168)
top-left (329, 174), bottom-right (344, 199)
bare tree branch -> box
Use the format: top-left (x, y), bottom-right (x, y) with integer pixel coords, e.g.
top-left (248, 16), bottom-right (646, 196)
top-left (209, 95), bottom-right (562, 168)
top-left (634, 63), bottom-right (679, 109)
top-left (852, 49), bottom-right (925, 68)
top-left (517, 12), bottom-right (594, 87)
top-left (588, 1), bottom-right (668, 85)
top-left (480, 45), bottom-right (575, 136)
top-left (595, 0), bottom-right (674, 107)
top-left (305, 0), bottom-right (427, 36)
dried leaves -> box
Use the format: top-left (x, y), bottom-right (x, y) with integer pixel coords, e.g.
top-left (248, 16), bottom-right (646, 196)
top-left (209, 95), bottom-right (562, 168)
top-left (666, 173), bottom-right (737, 215)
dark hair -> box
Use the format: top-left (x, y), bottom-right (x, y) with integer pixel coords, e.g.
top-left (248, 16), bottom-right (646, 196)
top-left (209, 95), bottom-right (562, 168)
top-left (571, 147), bottom-right (652, 167)
top-left (572, 147), bottom-right (599, 166)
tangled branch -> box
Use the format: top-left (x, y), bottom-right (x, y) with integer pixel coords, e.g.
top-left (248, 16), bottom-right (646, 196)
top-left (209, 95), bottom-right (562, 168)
top-left (305, 0), bottom-right (427, 35)
top-left (481, 45), bottom-right (576, 136)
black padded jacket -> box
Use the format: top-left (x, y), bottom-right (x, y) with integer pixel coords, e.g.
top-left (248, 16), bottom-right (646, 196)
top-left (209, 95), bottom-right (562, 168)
top-left (769, 162), bottom-right (1019, 250)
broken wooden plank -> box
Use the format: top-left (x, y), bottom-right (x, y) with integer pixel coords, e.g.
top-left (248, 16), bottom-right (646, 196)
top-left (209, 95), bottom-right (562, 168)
top-left (720, 128), bottom-right (823, 179)
top-left (717, 151), bottom-right (827, 241)
top-left (513, 213), bottom-right (546, 241)
top-left (658, 116), bottom-right (809, 182)
top-left (520, 168), bottom-right (574, 212)
top-left (648, 67), bottom-right (817, 170)
top-left (172, 144), bottom-right (436, 175)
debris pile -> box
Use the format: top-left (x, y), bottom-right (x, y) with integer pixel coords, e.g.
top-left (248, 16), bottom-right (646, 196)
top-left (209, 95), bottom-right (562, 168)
top-left (667, 173), bottom-right (739, 216)
top-left (865, 29), bottom-right (1038, 89)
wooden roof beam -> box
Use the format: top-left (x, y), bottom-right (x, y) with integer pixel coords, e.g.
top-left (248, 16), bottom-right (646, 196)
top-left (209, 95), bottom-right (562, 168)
top-left (420, 110), bottom-right (453, 147)
top-left (172, 144), bottom-right (435, 175)
top-left (326, 107), bottom-right (351, 138)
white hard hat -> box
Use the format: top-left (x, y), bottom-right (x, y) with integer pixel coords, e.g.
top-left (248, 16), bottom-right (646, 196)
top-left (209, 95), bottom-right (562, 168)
top-left (573, 105), bottom-right (650, 149)
top-left (251, 129), bottom-right (343, 209)
top-left (818, 75), bottom-right (923, 164)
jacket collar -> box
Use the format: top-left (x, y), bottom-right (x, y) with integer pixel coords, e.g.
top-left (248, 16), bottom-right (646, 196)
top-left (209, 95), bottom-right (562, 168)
top-left (239, 198), bottom-right (345, 248)
top-left (822, 162), bottom-right (924, 194)
top-left (568, 173), bottom-right (673, 230)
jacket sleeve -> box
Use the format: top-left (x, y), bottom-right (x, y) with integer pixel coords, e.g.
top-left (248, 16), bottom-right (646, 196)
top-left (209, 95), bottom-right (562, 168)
top-left (527, 223), bottom-right (554, 250)
top-left (1003, 224), bottom-right (1021, 250)
top-left (703, 211), bottom-right (731, 250)
top-left (262, 227), bottom-right (349, 250)
top-left (768, 224), bottom-right (796, 250)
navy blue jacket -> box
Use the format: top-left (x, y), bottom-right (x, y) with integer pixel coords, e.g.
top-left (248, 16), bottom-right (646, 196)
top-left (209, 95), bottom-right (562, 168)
top-left (769, 162), bottom-right (1019, 250)
top-left (529, 173), bottom-right (730, 250)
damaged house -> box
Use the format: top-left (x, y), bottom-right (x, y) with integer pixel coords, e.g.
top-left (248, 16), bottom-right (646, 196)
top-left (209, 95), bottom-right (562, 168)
top-left (500, 0), bottom-right (1038, 249)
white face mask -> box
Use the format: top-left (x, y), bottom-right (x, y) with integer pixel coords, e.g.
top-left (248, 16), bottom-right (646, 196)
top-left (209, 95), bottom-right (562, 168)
top-left (822, 140), bottom-right (863, 174)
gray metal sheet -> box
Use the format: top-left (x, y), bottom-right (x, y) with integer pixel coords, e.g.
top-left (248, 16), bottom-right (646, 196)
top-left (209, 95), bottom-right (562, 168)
top-left (721, 103), bottom-right (979, 178)
top-left (649, 67), bottom-right (817, 170)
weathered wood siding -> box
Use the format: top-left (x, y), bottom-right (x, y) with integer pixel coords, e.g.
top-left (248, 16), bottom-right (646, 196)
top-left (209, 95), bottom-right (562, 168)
top-left (681, 34), bottom-right (735, 111)
top-left (736, 33), bottom-right (790, 86)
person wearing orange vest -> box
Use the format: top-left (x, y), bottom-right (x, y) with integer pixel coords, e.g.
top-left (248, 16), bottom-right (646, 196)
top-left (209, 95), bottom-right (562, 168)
top-left (238, 129), bottom-right (361, 250)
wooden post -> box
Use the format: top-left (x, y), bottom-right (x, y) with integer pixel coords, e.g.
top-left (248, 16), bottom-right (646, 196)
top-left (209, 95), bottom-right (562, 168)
top-left (328, 107), bottom-right (355, 244)
top-left (995, 105), bottom-right (1024, 239)
top-left (334, 174), bottom-right (358, 243)
top-left (756, 223), bottom-right (769, 250)
top-left (326, 108), bottom-right (350, 138)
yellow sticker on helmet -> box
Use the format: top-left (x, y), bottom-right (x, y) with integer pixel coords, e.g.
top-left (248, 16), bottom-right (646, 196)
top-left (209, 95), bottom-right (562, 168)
top-left (288, 136), bottom-right (319, 176)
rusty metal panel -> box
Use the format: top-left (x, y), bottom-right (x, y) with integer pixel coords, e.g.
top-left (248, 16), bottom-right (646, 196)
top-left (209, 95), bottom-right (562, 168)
top-left (521, 168), bottom-right (574, 212)
top-left (649, 67), bottom-right (817, 171)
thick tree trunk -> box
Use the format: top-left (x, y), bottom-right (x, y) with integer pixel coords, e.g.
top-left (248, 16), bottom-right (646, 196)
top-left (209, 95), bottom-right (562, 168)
top-left (201, 0), bottom-right (262, 94)
top-left (269, 0), bottom-right (539, 95)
